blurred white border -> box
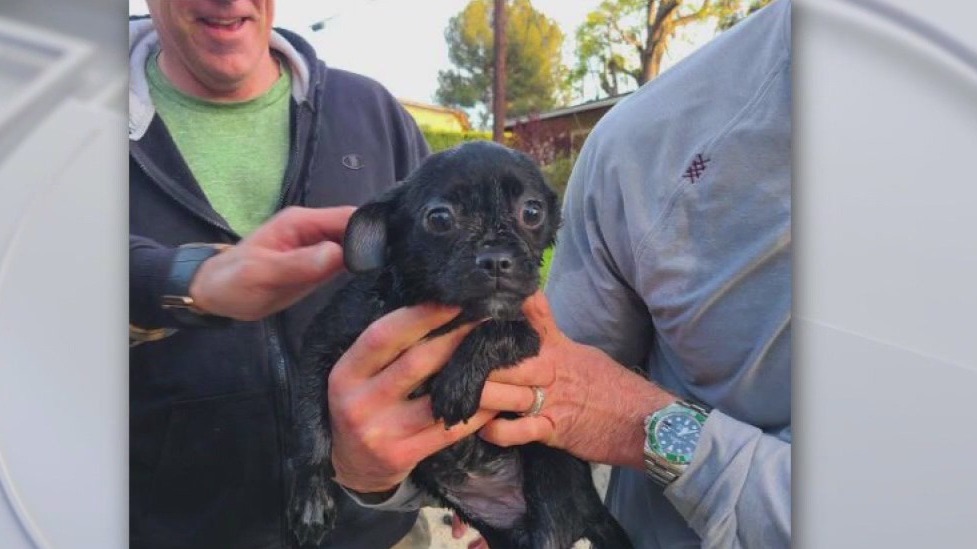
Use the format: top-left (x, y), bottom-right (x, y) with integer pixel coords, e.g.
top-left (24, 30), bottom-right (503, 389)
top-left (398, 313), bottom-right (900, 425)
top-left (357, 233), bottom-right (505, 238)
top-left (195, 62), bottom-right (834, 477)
top-left (0, 1), bottom-right (975, 547)
top-left (0, 16), bottom-right (91, 159)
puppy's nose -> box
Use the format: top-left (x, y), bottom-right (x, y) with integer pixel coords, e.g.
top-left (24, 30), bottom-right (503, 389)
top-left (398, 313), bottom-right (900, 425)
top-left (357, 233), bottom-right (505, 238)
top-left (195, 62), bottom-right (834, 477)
top-left (476, 250), bottom-right (515, 277)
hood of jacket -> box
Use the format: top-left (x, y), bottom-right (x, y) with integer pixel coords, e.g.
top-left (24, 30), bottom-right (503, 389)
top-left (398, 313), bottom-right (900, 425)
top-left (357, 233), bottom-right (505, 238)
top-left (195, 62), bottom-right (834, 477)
top-left (128, 16), bottom-right (315, 141)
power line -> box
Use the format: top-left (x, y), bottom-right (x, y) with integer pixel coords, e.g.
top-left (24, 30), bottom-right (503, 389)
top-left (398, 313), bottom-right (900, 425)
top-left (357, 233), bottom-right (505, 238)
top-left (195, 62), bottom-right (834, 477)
top-left (309, 0), bottom-right (383, 32)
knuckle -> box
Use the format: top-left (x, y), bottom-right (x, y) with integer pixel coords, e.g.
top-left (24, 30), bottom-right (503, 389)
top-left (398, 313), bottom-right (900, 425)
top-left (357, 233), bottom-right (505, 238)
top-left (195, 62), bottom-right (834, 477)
top-left (236, 257), bottom-right (276, 292)
top-left (344, 402), bottom-right (369, 428)
top-left (343, 415), bottom-right (373, 445)
top-left (397, 352), bottom-right (430, 381)
top-left (331, 393), bottom-right (366, 428)
top-left (370, 380), bottom-right (401, 406)
top-left (279, 205), bottom-right (303, 221)
top-left (360, 322), bottom-right (394, 353)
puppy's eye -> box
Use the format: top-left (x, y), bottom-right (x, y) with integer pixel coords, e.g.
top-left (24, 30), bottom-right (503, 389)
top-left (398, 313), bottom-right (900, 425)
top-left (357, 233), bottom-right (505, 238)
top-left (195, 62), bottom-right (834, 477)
top-left (521, 200), bottom-right (545, 229)
top-left (425, 207), bottom-right (455, 234)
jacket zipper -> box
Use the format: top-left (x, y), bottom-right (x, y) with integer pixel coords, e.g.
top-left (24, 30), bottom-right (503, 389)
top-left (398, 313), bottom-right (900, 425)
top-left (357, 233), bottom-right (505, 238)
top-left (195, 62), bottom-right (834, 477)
top-left (270, 103), bottom-right (309, 443)
top-left (267, 315), bottom-right (292, 453)
top-left (271, 101), bottom-right (312, 544)
top-left (276, 102), bottom-right (311, 210)
top-left (130, 148), bottom-right (238, 237)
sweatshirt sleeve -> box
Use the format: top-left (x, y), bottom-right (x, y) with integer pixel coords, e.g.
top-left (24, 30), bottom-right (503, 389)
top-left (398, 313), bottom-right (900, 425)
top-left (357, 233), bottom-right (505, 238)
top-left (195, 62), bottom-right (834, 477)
top-left (665, 412), bottom-right (791, 548)
top-left (340, 477), bottom-right (433, 513)
top-left (130, 233), bottom-right (180, 329)
top-left (130, 234), bottom-right (225, 331)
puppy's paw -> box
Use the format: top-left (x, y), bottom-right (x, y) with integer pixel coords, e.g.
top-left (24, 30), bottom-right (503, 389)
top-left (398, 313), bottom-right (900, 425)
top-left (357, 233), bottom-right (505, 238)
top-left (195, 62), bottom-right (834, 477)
top-left (429, 370), bottom-right (481, 428)
top-left (288, 471), bottom-right (336, 548)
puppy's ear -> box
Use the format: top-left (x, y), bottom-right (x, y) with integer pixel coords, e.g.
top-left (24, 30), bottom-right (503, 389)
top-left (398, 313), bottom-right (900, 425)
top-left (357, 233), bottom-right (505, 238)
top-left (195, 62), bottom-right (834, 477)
top-left (543, 182), bottom-right (562, 247)
top-left (344, 199), bottom-right (394, 273)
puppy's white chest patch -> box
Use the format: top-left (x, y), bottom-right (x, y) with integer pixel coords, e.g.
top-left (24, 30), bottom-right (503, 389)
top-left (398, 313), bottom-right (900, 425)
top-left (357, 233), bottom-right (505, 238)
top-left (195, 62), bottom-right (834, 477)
top-left (442, 455), bottom-right (526, 529)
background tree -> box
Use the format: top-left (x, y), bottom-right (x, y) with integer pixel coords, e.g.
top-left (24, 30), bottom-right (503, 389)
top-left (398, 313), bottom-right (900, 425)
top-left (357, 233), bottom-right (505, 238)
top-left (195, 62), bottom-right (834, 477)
top-left (716, 0), bottom-right (773, 31)
top-left (436, 0), bottom-right (569, 126)
top-left (572, 0), bottom-right (764, 99)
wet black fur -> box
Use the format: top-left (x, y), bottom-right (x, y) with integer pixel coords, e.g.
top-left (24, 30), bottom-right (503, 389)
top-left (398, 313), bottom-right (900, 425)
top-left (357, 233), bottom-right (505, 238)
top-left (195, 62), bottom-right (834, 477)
top-left (288, 141), bottom-right (633, 549)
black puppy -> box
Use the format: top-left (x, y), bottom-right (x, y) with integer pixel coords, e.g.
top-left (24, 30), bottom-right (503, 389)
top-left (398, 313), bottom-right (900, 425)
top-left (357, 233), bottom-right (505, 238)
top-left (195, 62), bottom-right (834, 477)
top-left (289, 141), bottom-right (632, 549)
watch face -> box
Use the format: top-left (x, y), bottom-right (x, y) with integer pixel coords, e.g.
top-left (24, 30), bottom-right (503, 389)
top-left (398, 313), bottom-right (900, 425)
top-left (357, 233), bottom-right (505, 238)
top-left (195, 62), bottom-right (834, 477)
top-left (651, 411), bottom-right (703, 464)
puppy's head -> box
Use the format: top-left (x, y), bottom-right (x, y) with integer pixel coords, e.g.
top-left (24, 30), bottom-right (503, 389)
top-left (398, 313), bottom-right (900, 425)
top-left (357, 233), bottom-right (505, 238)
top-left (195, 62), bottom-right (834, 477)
top-left (344, 141), bottom-right (561, 319)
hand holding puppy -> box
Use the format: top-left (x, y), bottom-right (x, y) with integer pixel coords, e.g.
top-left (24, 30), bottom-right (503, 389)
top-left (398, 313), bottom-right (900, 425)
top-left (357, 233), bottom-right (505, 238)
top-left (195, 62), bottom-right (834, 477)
top-left (479, 291), bottom-right (677, 470)
top-left (326, 291), bottom-right (679, 495)
top-left (326, 305), bottom-right (497, 494)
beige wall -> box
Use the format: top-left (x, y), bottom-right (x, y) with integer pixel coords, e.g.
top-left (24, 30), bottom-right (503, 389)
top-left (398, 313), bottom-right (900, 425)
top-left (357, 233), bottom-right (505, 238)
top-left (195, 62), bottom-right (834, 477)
top-left (401, 104), bottom-right (469, 133)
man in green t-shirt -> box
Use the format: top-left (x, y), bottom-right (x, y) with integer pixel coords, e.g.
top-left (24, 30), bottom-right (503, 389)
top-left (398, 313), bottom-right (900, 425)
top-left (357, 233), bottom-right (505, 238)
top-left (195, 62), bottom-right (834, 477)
top-left (128, 1), bottom-right (489, 548)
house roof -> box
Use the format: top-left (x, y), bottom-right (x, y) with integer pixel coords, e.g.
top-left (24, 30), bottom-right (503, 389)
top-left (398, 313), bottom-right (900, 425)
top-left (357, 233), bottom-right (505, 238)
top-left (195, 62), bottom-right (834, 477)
top-left (398, 98), bottom-right (472, 131)
top-left (504, 93), bottom-right (631, 128)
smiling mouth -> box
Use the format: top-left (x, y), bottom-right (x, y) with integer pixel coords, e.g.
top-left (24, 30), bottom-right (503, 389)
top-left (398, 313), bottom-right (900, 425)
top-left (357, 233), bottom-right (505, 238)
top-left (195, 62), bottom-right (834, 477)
top-left (198, 17), bottom-right (249, 31)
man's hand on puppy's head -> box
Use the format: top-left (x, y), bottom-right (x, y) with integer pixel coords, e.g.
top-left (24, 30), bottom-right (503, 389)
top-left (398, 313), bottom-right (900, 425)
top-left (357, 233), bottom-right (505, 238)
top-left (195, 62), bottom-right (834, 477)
top-left (188, 206), bottom-right (355, 321)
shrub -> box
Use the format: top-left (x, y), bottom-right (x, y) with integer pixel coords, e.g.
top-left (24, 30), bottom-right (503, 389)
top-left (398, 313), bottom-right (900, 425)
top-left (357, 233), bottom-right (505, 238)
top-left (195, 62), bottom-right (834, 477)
top-left (420, 128), bottom-right (493, 152)
top-left (419, 127), bottom-right (577, 202)
top-left (540, 152), bottom-right (577, 202)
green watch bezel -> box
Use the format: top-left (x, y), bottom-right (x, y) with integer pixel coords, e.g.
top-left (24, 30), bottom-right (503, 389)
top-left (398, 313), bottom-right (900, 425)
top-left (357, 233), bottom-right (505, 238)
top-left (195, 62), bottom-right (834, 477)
top-left (644, 402), bottom-right (709, 465)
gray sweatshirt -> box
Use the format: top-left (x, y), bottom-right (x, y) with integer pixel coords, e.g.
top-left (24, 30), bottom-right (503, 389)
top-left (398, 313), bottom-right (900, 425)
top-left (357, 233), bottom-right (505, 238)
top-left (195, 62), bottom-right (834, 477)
top-left (547, 1), bottom-right (792, 547)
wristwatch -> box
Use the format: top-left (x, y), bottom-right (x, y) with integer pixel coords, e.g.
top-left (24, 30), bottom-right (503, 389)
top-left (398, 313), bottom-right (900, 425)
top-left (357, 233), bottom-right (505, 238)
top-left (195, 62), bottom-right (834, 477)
top-left (643, 399), bottom-right (711, 486)
top-left (161, 243), bottom-right (232, 327)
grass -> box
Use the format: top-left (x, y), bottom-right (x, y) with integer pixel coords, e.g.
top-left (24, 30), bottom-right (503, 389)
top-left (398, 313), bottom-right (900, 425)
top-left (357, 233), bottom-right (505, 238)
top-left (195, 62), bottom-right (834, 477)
top-left (539, 247), bottom-right (555, 287)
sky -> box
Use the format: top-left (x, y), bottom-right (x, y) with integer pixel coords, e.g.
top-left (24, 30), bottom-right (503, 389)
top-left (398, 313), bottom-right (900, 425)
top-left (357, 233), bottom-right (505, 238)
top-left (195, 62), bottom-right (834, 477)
top-left (129, 0), bottom-right (721, 105)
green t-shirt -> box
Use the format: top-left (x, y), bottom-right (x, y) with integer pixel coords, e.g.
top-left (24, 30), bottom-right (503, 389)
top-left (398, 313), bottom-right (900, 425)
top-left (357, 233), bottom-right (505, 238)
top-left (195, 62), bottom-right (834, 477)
top-left (147, 52), bottom-right (291, 236)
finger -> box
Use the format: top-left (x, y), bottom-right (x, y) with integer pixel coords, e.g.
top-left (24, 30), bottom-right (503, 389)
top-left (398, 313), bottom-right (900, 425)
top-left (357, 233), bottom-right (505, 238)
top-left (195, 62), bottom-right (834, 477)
top-left (250, 206), bottom-right (356, 250)
top-left (485, 357), bottom-right (552, 386)
top-left (378, 322), bottom-right (478, 398)
top-left (451, 512), bottom-right (467, 539)
top-left (272, 240), bottom-right (345, 285)
top-left (380, 395), bottom-right (440, 435)
top-left (335, 304), bottom-right (462, 380)
top-left (521, 291), bottom-right (560, 339)
top-left (479, 381), bottom-right (538, 413)
top-left (478, 415), bottom-right (554, 448)
top-left (402, 409), bottom-right (497, 462)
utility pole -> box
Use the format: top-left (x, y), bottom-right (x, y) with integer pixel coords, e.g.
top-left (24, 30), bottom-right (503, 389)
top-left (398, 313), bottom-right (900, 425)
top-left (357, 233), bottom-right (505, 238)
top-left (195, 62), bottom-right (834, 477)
top-left (492, 0), bottom-right (507, 143)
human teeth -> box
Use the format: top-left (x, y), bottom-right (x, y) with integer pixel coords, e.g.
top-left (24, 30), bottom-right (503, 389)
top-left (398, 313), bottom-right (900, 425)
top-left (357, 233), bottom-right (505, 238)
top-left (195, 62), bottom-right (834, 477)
top-left (204, 18), bottom-right (242, 26)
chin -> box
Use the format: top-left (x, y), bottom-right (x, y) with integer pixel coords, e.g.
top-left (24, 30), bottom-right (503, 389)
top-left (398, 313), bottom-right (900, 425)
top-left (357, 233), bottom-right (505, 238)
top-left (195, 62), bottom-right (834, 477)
top-left (466, 294), bottom-right (528, 321)
top-left (189, 45), bottom-right (270, 87)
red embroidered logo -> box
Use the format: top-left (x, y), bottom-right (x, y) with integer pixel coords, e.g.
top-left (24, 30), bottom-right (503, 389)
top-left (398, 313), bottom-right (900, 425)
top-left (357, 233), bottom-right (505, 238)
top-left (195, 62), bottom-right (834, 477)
top-left (682, 154), bottom-right (710, 183)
